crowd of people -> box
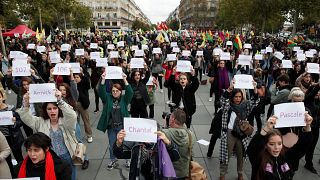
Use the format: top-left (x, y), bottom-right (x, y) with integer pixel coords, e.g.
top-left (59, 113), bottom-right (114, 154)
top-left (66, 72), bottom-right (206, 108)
top-left (0, 29), bottom-right (319, 180)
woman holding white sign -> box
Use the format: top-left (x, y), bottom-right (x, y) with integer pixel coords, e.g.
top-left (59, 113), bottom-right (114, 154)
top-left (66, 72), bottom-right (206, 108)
top-left (219, 79), bottom-right (258, 180)
top-left (16, 89), bottom-right (78, 180)
top-left (247, 115), bottom-right (313, 180)
top-left (97, 71), bottom-right (133, 170)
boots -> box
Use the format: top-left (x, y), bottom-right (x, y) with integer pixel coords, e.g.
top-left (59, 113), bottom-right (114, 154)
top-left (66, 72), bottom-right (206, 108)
top-left (219, 176), bottom-right (225, 180)
top-left (238, 174), bottom-right (244, 180)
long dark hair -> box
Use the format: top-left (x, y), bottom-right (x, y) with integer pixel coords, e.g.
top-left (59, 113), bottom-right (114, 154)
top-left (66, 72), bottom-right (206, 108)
top-left (57, 83), bottom-right (77, 110)
top-left (257, 129), bottom-right (285, 180)
top-left (41, 102), bottom-right (63, 120)
top-left (230, 89), bottom-right (244, 103)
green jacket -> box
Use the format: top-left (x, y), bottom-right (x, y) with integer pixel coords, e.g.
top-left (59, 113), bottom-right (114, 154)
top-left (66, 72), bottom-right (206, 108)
top-left (97, 83), bottom-right (133, 133)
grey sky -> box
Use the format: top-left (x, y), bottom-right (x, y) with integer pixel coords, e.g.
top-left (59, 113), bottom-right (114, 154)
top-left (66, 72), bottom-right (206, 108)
top-left (134, 0), bottom-right (180, 24)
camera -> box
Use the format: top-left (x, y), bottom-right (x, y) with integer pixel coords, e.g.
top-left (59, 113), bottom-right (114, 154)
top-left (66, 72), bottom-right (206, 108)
top-left (162, 112), bottom-right (171, 128)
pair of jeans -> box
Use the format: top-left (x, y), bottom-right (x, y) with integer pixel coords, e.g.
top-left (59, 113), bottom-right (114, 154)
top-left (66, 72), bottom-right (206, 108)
top-left (59, 152), bottom-right (76, 180)
top-left (107, 127), bottom-right (122, 160)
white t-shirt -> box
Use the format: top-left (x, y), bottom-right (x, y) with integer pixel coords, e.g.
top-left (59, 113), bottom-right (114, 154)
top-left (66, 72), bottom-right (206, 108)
top-left (228, 112), bottom-right (237, 130)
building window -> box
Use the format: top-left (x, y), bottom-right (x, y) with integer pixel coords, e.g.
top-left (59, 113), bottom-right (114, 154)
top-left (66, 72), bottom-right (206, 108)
top-left (105, 22), bottom-right (110, 26)
top-left (97, 22), bottom-right (103, 26)
top-left (98, 13), bottom-right (101, 18)
top-left (113, 13), bottom-right (117, 18)
top-left (112, 22), bottom-right (117, 26)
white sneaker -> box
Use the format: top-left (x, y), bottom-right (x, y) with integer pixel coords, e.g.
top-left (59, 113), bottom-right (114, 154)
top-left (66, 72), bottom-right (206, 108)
top-left (125, 160), bottom-right (130, 168)
top-left (209, 97), bottom-right (213, 102)
top-left (160, 89), bottom-right (164, 93)
top-left (87, 137), bottom-right (93, 143)
top-left (166, 100), bottom-right (171, 104)
top-left (107, 160), bottom-right (118, 169)
top-left (7, 90), bottom-right (11, 94)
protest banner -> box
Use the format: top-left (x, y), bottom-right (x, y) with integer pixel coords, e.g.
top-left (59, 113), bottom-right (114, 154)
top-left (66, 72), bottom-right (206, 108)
top-left (36, 46), bottom-right (46, 53)
top-left (27, 44), bottom-right (35, 49)
top-left (12, 61), bottom-right (31, 77)
top-left (109, 51), bottom-right (119, 58)
top-left (226, 41), bottom-right (233, 46)
top-left (167, 54), bottom-right (177, 61)
top-left (274, 51), bottom-right (284, 60)
top-left (29, 83), bottom-right (57, 103)
top-left (170, 42), bottom-right (178, 47)
top-left (117, 41), bottom-right (125, 47)
top-left (90, 43), bottom-right (98, 49)
top-left (266, 47), bottom-right (273, 53)
top-left (281, 60), bottom-right (293, 69)
top-left (176, 60), bottom-right (192, 72)
top-left (196, 51), bottom-right (203, 56)
top-left (75, 49), bottom-right (84, 56)
top-left (105, 66), bottom-right (123, 79)
top-left (96, 58), bottom-right (108, 67)
top-left (69, 63), bottom-right (81, 73)
top-left (152, 48), bottom-right (161, 54)
top-left (220, 52), bottom-right (231, 60)
top-left (182, 50), bottom-right (191, 57)
top-left (10, 51), bottom-right (27, 59)
top-left (274, 102), bottom-right (306, 128)
top-left (134, 50), bottom-right (144, 57)
top-left (306, 63), bottom-right (320, 74)
top-left (130, 58), bottom-right (144, 69)
top-left (107, 44), bottom-right (115, 50)
top-left (244, 43), bottom-right (252, 49)
top-left (0, 111), bottom-right (13, 126)
top-left (238, 55), bottom-right (251, 65)
top-left (297, 53), bottom-right (306, 61)
top-left (49, 52), bottom-right (61, 64)
top-left (234, 74), bottom-right (254, 89)
top-left (254, 54), bottom-right (263, 60)
top-left (305, 51), bottom-right (314, 58)
top-left (124, 118), bottom-right (157, 143)
top-left (52, 63), bottom-right (71, 75)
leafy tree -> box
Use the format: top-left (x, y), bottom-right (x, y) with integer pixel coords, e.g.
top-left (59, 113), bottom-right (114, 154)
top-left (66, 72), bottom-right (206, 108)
top-left (72, 3), bottom-right (92, 29)
top-left (168, 19), bottom-right (180, 31)
top-left (132, 20), bottom-right (150, 31)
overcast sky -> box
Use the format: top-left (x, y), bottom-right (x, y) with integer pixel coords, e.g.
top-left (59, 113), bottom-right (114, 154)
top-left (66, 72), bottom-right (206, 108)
top-left (134, 0), bottom-right (180, 24)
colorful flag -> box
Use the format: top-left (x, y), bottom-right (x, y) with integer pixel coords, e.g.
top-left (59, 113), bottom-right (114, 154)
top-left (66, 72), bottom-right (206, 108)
top-left (234, 35), bottom-right (242, 50)
top-left (36, 28), bottom-right (40, 40)
top-left (226, 30), bottom-right (230, 40)
top-left (156, 32), bottom-right (164, 43)
top-left (206, 33), bottom-right (213, 43)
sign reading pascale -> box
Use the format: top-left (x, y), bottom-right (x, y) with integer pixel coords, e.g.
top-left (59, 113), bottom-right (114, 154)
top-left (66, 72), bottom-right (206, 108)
top-left (29, 83), bottom-right (57, 103)
top-left (274, 102), bottom-right (306, 128)
top-left (124, 118), bottom-right (157, 143)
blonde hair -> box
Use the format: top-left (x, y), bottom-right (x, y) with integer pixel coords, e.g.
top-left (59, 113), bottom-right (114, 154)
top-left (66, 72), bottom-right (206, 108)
top-left (288, 87), bottom-right (305, 101)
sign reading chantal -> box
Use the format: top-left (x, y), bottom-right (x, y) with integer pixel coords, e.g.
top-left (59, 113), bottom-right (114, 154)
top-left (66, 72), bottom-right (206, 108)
top-left (124, 118), bottom-right (157, 143)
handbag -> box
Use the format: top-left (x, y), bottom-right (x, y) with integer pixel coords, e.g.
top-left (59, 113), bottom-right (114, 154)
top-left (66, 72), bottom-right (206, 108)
top-left (72, 143), bottom-right (87, 165)
top-left (186, 130), bottom-right (208, 180)
top-left (239, 120), bottom-right (254, 136)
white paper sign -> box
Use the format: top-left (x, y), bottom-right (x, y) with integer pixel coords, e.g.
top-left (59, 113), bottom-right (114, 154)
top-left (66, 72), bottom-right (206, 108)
top-left (297, 50), bottom-right (304, 55)
top-left (146, 76), bottom-right (154, 86)
top-left (107, 44), bottom-right (115, 50)
top-left (293, 46), bottom-right (300, 51)
top-left (297, 53), bottom-right (306, 61)
top-left (213, 48), bottom-right (223, 56)
top-left (134, 50), bottom-right (144, 57)
top-left (274, 102), bottom-right (306, 128)
top-left (131, 45), bottom-right (139, 51)
top-left (130, 58), bottom-right (144, 69)
top-left (49, 52), bottom-right (61, 64)
top-left (281, 60), bottom-right (293, 69)
top-left (305, 51), bottom-right (314, 58)
top-left (172, 47), bottom-right (180, 53)
top-left (27, 44), bottom-right (36, 49)
top-left (12, 61), bottom-right (31, 77)
top-left (90, 43), bottom-right (98, 49)
top-left (220, 52), bottom-right (231, 60)
top-left (196, 51), bottom-right (203, 56)
top-left (36, 46), bottom-right (46, 53)
top-left (244, 43), bottom-right (252, 49)
top-left (238, 55), bottom-right (251, 65)
top-left (167, 54), bottom-right (177, 61)
top-left (117, 41), bottom-right (125, 47)
top-left (124, 118), bottom-right (157, 143)
top-left (90, 52), bottom-right (100, 59)
top-left (105, 66), bottom-right (123, 79)
top-left (142, 44), bottom-right (148, 50)
top-left (170, 42), bottom-right (178, 47)
top-left (61, 44), bottom-right (70, 51)
top-left (261, 49), bottom-right (266, 54)
top-left (96, 58), bottom-right (109, 67)
top-left (10, 51), bottom-right (28, 59)
top-left (266, 47), bottom-right (273, 53)
top-left (182, 50), bottom-right (191, 57)
top-left (307, 63), bottom-right (320, 74)
top-left (274, 51), bottom-right (284, 60)
top-left (29, 83), bottom-right (57, 103)
top-left (176, 60), bottom-right (192, 72)
top-left (0, 111), bottom-right (14, 126)
top-left (69, 63), bottom-right (81, 73)
top-left (75, 49), bottom-right (84, 56)
top-left (52, 63), bottom-right (71, 75)
top-left (234, 74), bottom-right (254, 89)
top-left (226, 41), bottom-right (233, 46)
top-left (152, 48), bottom-right (161, 54)
top-left (254, 54), bottom-right (263, 60)
top-left (109, 51), bottom-right (119, 58)
top-left (310, 49), bottom-right (317, 54)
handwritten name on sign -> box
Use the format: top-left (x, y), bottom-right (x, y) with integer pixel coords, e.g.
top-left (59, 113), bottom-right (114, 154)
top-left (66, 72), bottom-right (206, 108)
top-left (29, 83), bottom-right (57, 103)
top-left (105, 66), bottom-right (123, 79)
top-left (238, 55), bottom-right (252, 65)
top-left (61, 44), bottom-right (70, 51)
top-left (176, 60), bottom-right (192, 72)
top-left (75, 49), bottom-right (84, 56)
top-left (281, 60), bottom-right (293, 69)
top-left (53, 63), bottom-right (71, 75)
top-left (167, 54), bottom-right (177, 61)
top-left (274, 102), bottom-right (306, 128)
top-left (0, 111), bottom-right (14, 126)
top-left (220, 52), bottom-right (231, 60)
top-left (12, 61), bottom-right (31, 77)
top-left (134, 50), bottom-right (144, 57)
top-left (124, 118), bottom-right (157, 143)
top-left (307, 63), bottom-right (320, 74)
top-left (234, 74), bottom-right (254, 89)
top-left (130, 58), bottom-right (144, 69)
top-left (68, 63), bottom-right (81, 73)
top-left (96, 58), bottom-right (108, 67)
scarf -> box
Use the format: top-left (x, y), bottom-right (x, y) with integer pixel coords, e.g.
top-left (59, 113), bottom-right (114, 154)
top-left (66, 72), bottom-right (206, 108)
top-left (230, 100), bottom-right (249, 120)
top-left (18, 151), bottom-right (56, 180)
top-left (301, 79), bottom-right (311, 90)
top-left (217, 67), bottom-right (230, 96)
